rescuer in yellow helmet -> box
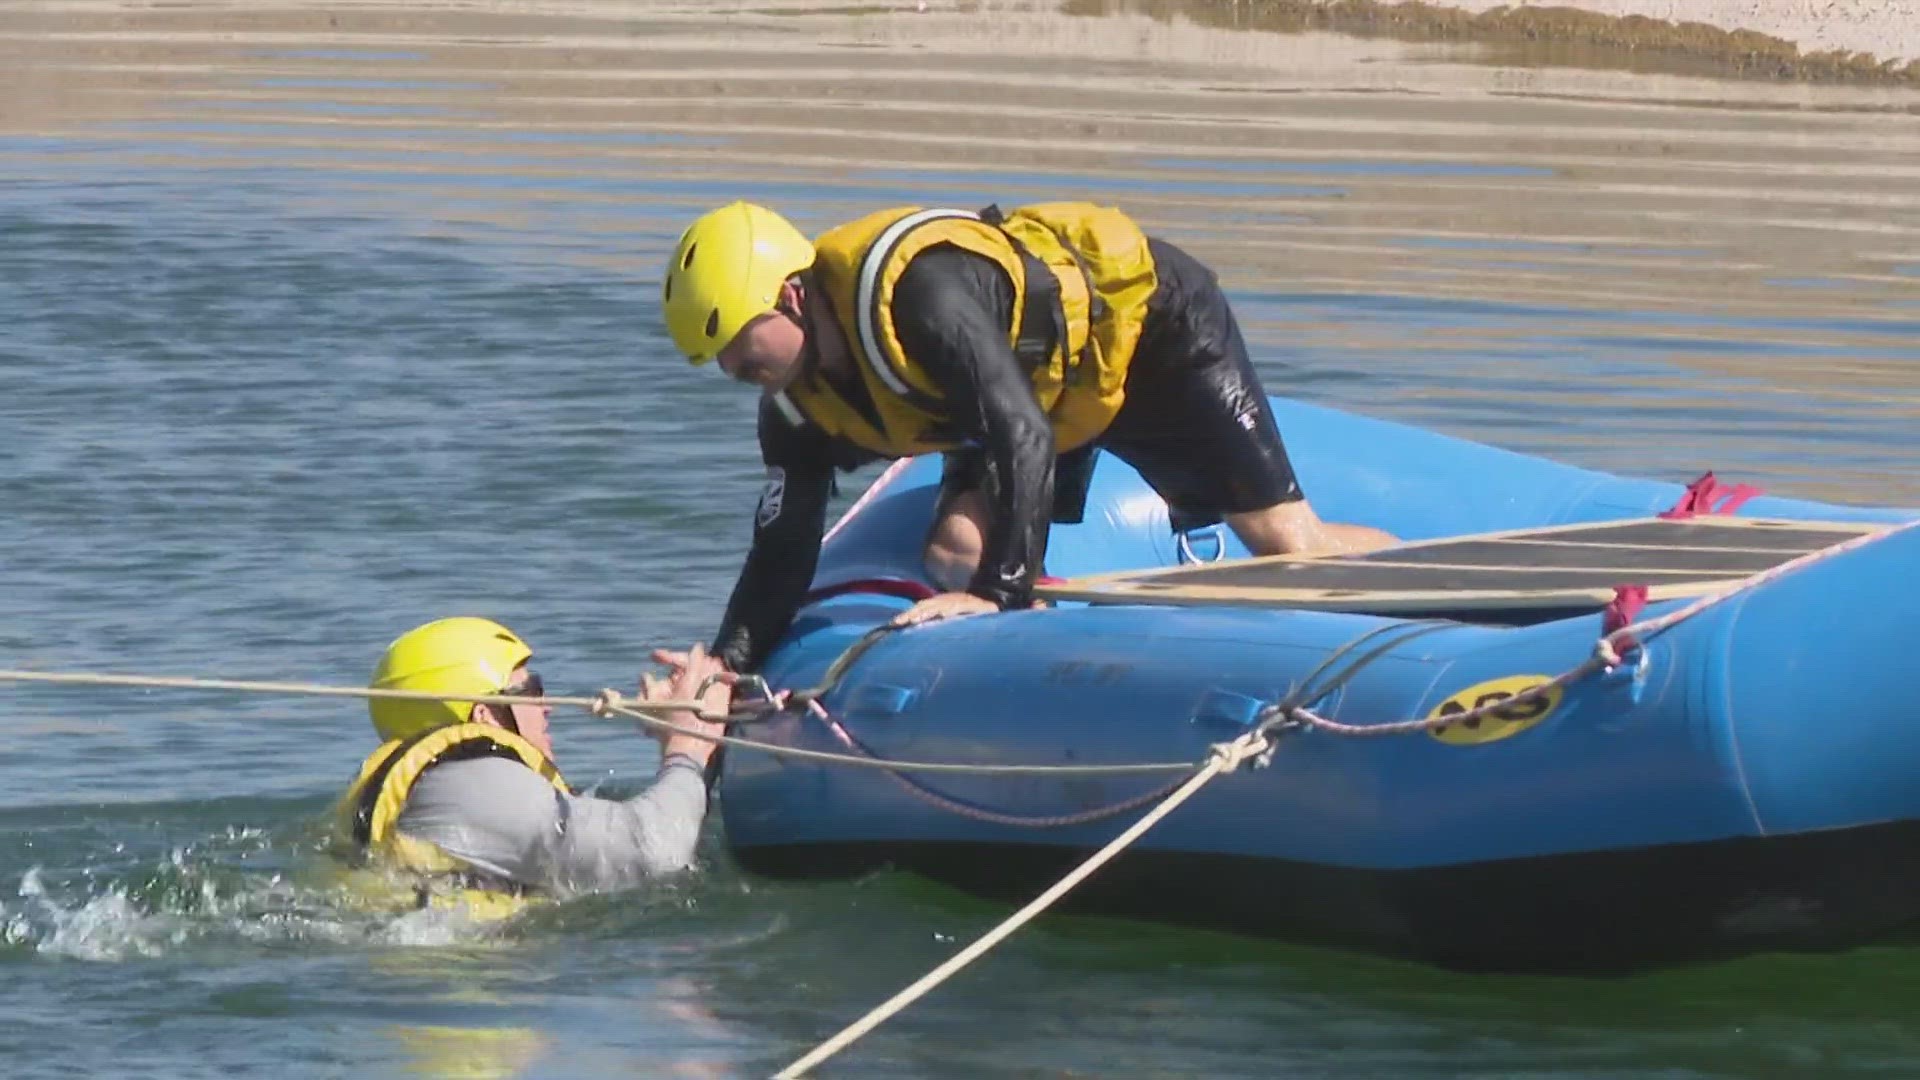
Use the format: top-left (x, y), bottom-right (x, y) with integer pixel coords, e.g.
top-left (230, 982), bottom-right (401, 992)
top-left (658, 199), bottom-right (1397, 674)
top-left (333, 617), bottom-right (730, 901)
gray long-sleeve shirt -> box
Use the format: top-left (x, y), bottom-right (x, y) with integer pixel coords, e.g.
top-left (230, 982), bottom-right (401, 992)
top-left (394, 754), bottom-right (709, 894)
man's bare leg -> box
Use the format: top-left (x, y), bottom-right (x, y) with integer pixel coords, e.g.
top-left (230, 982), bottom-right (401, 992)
top-left (1224, 499), bottom-right (1399, 558)
top-left (923, 489), bottom-right (991, 590)
top-left (930, 489), bottom-right (1394, 586)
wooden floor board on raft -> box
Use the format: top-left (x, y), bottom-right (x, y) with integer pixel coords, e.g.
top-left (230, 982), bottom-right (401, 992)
top-left (1034, 517), bottom-right (1889, 615)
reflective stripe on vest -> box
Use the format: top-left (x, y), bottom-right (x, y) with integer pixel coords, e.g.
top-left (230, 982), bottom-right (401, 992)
top-left (852, 208), bottom-right (981, 403)
top-left (769, 391), bottom-right (806, 428)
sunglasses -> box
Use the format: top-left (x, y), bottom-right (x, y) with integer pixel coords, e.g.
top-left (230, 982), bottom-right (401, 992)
top-left (500, 670), bottom-right (544, 699)
top-left (494, 670), bottom-right (544, 735)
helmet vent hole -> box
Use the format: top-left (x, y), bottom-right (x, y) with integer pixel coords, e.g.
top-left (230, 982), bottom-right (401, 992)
top-left (705, 309), bottom-right (720, 338)
top-left (681, 243), bottom-right (698, 270)
top-left (662, 277), bottom-right (672, 301)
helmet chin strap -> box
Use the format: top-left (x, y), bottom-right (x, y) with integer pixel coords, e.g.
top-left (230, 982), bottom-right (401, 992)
top-left (786, 272), bottom-right (854, 382)
top-left (773, 281), bottom-right (823, 382)
top-left (794, 325), bottom-right (821, 379)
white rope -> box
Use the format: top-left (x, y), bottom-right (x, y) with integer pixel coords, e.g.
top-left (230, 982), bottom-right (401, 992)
top-left (0, 668), bottom-right (1197, 778)
top-left (770, 730), bottom-right (1271, 1079)
top-left (0, 667), bottom-right (626, 710)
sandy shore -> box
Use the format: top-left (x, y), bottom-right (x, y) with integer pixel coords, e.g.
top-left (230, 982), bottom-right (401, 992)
top-left (1079, 0), bottom-right (1920, 75)
top-left (4, 1), bottom-right (1917, 84)
top-left (1439, 0), bottom-right (1920, 64)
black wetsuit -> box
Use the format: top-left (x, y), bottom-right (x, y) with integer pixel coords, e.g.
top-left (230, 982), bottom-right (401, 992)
top-left (709, 236), bottom-right (1303, 673)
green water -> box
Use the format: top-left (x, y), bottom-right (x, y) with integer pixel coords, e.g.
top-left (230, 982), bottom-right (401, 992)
top-left (4, 2), bottom-right (1920, 1076)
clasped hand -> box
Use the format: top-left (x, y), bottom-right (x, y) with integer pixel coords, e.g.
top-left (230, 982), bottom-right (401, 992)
top-left (639, 642), bottom-right (733, 768)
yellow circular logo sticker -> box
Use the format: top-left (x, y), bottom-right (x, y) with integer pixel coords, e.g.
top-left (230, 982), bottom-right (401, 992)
top-left (1427, 675), bottom-right (1561, 746)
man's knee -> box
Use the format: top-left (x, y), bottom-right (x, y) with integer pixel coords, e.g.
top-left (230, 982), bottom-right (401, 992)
top-left (1224, 499), bottom-right (1397, 558)
top-left (924, 490), bottom-right (991, 591)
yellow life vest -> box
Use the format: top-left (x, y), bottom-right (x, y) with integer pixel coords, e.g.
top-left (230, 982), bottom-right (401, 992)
top-left (330, 723), bottom-right (569, 916)
top-left (776, 202), bottom-right (1159, 456)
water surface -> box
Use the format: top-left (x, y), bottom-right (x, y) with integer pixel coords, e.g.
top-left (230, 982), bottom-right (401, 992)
top-left (3, 2), bottom-right (1918, 1076)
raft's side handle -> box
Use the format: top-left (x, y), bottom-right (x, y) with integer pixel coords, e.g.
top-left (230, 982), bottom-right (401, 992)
top-left (841, 682), bottom-right (920, 718)
top-left (1190, 688), bottom-right (1270, 735)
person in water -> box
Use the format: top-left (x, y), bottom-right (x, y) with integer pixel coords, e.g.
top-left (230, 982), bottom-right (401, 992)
top-left (333, 616), bottom-right (731, 900)
top-left (658, 199), bottom-right (1399, 674)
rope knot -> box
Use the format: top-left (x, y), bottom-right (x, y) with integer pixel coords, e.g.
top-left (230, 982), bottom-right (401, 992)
top-left (590, 688), bottom-right (625, 717)
top-left (1207, 730), bottom-right (1273, 774)
top-left (1260, 704), bottom-right (1310, 737)
top-left (1593, 638), bottom-right (1623, 670)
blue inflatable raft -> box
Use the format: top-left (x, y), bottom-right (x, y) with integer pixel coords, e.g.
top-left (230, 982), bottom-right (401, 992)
top-left (718, 397), bottom-right (1920, 971)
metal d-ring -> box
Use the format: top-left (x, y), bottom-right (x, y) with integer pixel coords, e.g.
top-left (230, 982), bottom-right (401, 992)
top-left (685, 671), bottom-right (778, 716)
top-left (1176, 524), bottom-right (1227, 565)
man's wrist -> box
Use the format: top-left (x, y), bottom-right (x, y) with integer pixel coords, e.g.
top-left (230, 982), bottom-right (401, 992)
top-left (967, 584), bottom-right (1020, 610)
top-left (960, 573), bottom-right (1017, 609)
top-left (660, 735), bottom-right (717, 769)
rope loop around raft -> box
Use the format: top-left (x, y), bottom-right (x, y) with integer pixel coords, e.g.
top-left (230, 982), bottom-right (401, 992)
top-left (790, 615), bottom-right (1462, 829)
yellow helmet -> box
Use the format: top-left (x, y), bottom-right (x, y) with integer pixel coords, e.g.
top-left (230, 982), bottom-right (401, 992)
top-left (662, 201), bottom-right (815, 365)
top-left (368, 617), bottom-right (532, 742)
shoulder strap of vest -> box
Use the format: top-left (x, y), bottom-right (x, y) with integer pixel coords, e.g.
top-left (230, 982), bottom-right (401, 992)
top-left (1008, 241), bottom-right (1062, 376)
top-left (995, 206), bottom-right (1109, 385)
top-left (975, 203), bottom-right (1062, 376)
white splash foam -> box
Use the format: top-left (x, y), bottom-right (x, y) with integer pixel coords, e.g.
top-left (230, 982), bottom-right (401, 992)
top-left (16, 867), bottom-right (185, 961)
